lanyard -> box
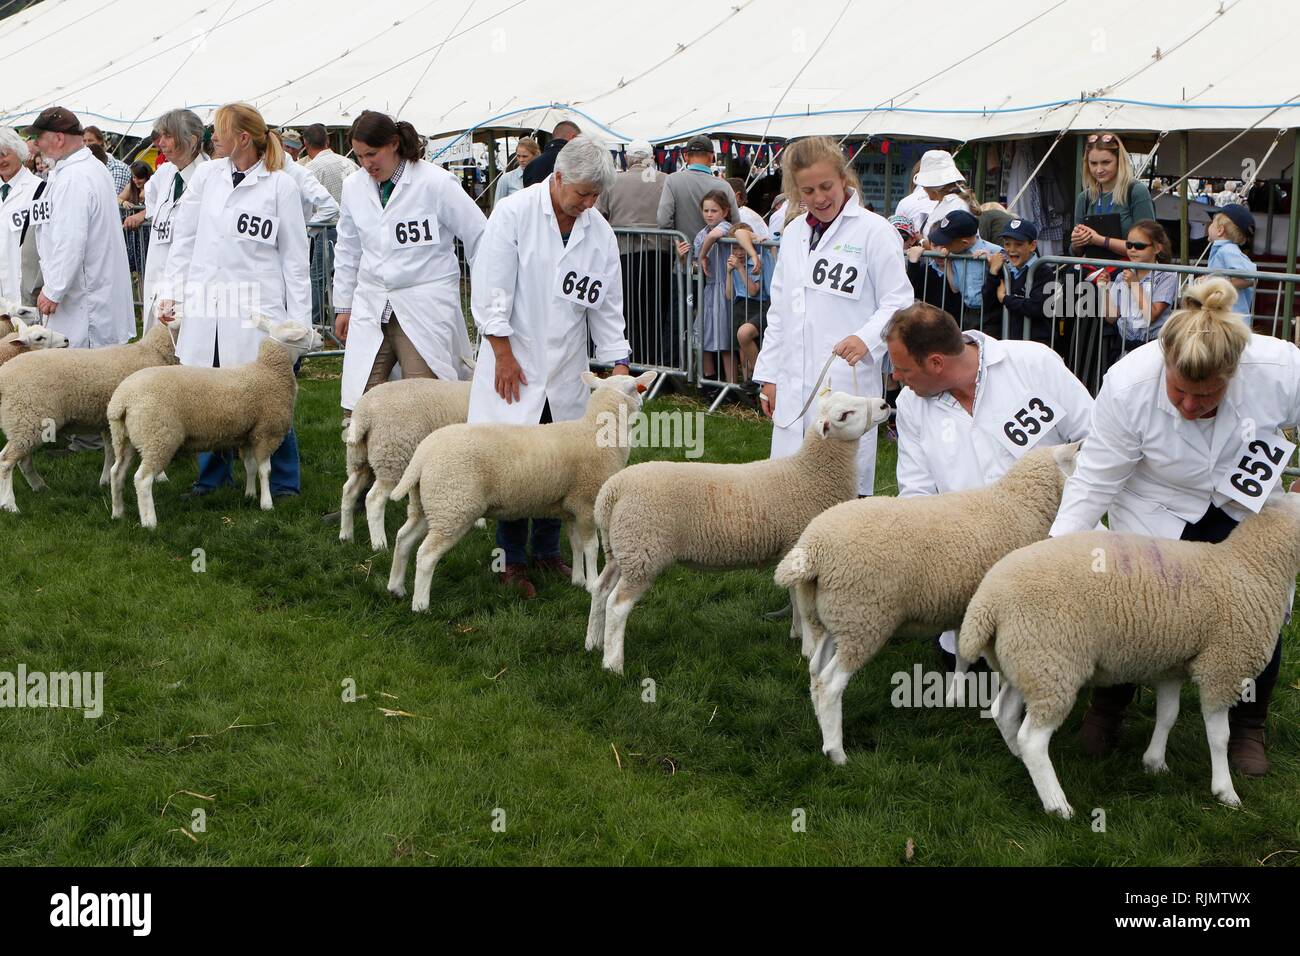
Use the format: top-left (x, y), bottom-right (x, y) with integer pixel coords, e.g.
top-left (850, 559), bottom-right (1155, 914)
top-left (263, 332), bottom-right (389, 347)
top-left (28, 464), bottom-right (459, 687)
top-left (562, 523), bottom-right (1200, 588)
top-left (1094, 192), bottom-right (1115, 215)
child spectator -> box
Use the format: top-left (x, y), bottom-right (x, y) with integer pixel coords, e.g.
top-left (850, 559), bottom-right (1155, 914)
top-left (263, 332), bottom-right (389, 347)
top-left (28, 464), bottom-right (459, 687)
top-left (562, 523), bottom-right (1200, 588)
top-left (912, 149), bottom-right (980, 239)
top-left (727, 221), bottom-right (773, 385)
top-left (926, 209), bottom-right (1001, 330)
top-left (690, 189), bottom-right (758, 385)
top-left (1096, 219), bottom-right (1178, 364)
top-left (727, 177), bottom-right (772, 241)
top-left (982, 218), bottom-right (1055, 343)
top-left (1206, 203), bottom-right (1257, 322)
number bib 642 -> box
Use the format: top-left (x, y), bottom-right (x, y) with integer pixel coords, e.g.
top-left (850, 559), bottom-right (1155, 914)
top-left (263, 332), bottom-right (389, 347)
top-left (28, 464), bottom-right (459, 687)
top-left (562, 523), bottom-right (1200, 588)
top-left (230, 209), bottom-right (279, 245)
top-left (996, 396), bottom-right (1058, 455)
top-left (1216, 431), bottom-right (1296, 512)
top-left (806, 252), bottom-right (862, 300)
top-left (555, 268), bottom-right (605, 307)
top-left (390, 216), bottom-right (439, 250)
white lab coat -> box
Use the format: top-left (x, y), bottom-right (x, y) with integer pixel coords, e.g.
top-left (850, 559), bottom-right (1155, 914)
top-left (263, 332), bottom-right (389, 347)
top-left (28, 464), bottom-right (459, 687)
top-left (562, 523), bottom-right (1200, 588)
top-left (284, 161), bottom-right (339, 225)
top-left (1051, 335), bottom-right (1300, 540)
top-left (468, 178), bottom-right (630, 425)
top-left (0, 165), bottom-right (40, 303)
top-left (753, 190), bottom-right (915, 495)
top-left (140, 156), bottom-right (207, 333)
top-left (333, 160), bottom-right (485, 410)
top-left (162, 157), bottom-right (309, 368)
top-left (896, 332), bottom-right (1094, 497)
top-left (32, 147), bottom-right (135, 348)
top-left (893, 184), bottom-right (936, 232)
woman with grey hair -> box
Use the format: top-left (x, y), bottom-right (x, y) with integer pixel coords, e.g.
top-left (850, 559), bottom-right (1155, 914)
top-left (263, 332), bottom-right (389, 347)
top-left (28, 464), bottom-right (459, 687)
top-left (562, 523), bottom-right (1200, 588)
top-left (134, 108), bottom-right (207, 331)
top-left (0, 126), bottom-right (42, 306)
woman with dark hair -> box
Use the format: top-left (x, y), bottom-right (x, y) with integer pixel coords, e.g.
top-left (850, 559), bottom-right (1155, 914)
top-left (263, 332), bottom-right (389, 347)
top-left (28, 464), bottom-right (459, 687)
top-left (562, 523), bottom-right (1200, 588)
top-left (332, 109), bottom-right (486, 421)
top-left (118, 161), bottom-right (153, 206)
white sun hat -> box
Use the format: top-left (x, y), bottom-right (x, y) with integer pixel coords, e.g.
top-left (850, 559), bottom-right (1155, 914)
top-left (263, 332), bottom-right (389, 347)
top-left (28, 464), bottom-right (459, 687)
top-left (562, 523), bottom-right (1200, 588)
top-left (913, 149), bottom-right (965, 188)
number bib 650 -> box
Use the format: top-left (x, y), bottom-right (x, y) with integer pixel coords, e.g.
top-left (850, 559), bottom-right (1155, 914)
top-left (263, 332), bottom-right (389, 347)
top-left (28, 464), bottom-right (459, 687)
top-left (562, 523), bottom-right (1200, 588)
top-left (230, 209), bottom-right (280, 245)
top-left (1216, 431), bottom-right (1296, 512)
top-left (805, 252), bottom-right (862, 300)
top-left (555, 267), bottom-right (606, 307)
top-left (996, 396), bottom-right (1059, 455)
top-left (390, 216), bottom-right (439, 250)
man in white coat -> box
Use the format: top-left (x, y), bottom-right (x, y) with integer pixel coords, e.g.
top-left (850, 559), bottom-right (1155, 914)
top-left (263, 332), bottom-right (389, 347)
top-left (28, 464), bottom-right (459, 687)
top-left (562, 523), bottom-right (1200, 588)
top-left (887, 301), bottom-right (1093, 669)
top-left (470, 136), bottom-right (632, 598)
top-left (26, 107), bottom-right (134, 348)
top-left (0, 127), bottom-right (42, 306)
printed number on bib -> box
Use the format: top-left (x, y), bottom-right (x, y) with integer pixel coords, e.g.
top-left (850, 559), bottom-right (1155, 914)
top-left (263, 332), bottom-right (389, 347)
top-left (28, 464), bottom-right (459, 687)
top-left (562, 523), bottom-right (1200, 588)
top-left (997, 396), bottom-right (1058, 455)
top-left (390, 217), bottom-right (438, 250)
top-left (555, 268), bottom-right (604, 307)
top-left (806, 253), bottom-right (861, 300)
top-left (152, 216), bottom-right (174, 245)
top-left (1216, 432), bottom-right (1296, 512)
top-left (28, 198), bottom-right (52, 227)
top-left (7, 207), bottom-right (27, 232)
top-left (231, 210), bottom-right (280, 245)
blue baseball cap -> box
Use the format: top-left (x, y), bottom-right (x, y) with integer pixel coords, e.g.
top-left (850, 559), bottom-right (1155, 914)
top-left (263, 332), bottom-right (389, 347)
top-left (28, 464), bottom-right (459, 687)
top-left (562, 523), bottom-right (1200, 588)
top-left (927, 209), bottom-right (979, 245)
top-left (998, 218), bottom-right (1038, 242)
top-left (1213, 203), bottom-right (1255, 238)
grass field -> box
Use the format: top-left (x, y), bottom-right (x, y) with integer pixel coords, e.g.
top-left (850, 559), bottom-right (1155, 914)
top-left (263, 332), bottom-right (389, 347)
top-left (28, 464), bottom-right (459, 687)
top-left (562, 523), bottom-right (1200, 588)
top-left (1, 359), bottom-right (1297, 866)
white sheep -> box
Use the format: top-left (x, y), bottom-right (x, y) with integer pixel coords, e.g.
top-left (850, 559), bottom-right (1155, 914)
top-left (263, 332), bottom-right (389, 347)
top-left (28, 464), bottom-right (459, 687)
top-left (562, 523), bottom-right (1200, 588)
top-left (340, 377), bottom-right (472, 551)
top-left (386, 370), bottom-right (657, 612)
top-left (0, 320), bottom-right (179, 512)
top-left (107, 317), bottom-right (322, 529)
top-left (957, 493), bottom-right (1300, 818)
top-left (0, 317), bottom-right (69, 367)
top-left (773, 441), bottom-right (1080, 764)
top-left (0, 300), bottom-right (41, 342)
top-left (586, 391), bottom-right (891, 675)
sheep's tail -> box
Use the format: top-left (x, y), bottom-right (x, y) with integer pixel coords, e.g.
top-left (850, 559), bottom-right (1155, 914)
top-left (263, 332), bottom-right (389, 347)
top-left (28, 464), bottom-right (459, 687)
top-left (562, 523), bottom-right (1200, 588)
top-left (774, 542), bottom-right (817, 588)
top-left (344, 415), bottom-right (366, 448)
top-left (390, 451), bottom-right (422, 502)
top-left (594, 477), bottom-right (618, 535)
top-left (957, 590), bottom-right (998, 664)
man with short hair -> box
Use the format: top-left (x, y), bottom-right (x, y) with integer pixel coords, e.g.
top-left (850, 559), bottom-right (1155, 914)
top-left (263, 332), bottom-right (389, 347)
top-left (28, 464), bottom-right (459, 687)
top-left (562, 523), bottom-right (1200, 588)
top-left (522, 120), bottom-right (580, 187)
top-left (886, 301), bottom-right (1093, 669)
top-left (302, 123), bottom-right (358, 205)
top-left (277, 125), bottom-right (342, 329)
top-left (655, 133), bottom-right (741, 240)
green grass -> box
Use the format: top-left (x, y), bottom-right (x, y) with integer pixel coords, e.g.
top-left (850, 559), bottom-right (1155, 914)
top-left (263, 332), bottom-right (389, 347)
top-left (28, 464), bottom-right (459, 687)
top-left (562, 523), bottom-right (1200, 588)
top-left (0, 362), bottom-right (1296, 866)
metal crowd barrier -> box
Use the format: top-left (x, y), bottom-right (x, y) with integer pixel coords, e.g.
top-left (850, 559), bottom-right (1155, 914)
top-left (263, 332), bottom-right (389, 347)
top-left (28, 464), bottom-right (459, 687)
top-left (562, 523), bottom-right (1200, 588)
top-left (694, 236), bottom-right (778, 411)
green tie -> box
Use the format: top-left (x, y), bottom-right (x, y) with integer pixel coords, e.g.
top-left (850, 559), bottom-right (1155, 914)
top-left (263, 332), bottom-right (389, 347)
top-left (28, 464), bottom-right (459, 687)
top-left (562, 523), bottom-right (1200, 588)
top-left (1, 183), bottom-right (8, 201)
top-left (379, 179), bottom-right (394, 207)
top-left (172, 174), bottom-right (184, 202)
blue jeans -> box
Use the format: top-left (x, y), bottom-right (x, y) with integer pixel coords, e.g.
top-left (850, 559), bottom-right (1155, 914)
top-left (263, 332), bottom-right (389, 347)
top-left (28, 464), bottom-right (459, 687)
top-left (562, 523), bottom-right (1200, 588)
top-left (309, 226), bottom-right (336, 330)
top-left (494, 401), bottom-right (561, 564)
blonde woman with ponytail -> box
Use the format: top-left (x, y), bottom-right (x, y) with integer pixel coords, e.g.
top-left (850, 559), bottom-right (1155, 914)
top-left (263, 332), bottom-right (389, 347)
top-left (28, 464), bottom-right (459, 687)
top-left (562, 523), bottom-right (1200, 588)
top-left (159, 101), bottom-right (310, 498)
top-left (751, 136), bottom-right (914, 497)
top-left (1050, 276), bottom-right (1300, 775)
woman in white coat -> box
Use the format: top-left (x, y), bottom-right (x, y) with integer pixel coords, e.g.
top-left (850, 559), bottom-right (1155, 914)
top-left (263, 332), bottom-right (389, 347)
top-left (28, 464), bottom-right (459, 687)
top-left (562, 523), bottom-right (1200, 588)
top-left (753, 136), bottom-right (915, 497)
top-left (0, 127), bottom-right (41, 305)
top-left (332, 110), bottom-right (485, 414)
top-left (1050, 277), bottom-right (1300, 775)
top-left (128, 109), bottom-right (207, 332)
top-left (159, 102), bottom-right (310, 497)
top-left (468, 136), bottom-right (631, 597)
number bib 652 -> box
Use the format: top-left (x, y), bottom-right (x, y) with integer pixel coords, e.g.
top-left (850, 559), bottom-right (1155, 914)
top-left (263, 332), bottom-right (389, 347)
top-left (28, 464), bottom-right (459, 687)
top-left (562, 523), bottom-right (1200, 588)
top-left (230, 210), bottom-right (280, 245)
top-left (806, 252), bottom-right (862, 300)
top-left (1216, 431), bottom-right (1296, 512)
top-left (996, 396), bottom-right (1058, 455)
top-left (390, 216), bottom-right (439, 250)
top-left (555, 268), bottom-right (605, 307)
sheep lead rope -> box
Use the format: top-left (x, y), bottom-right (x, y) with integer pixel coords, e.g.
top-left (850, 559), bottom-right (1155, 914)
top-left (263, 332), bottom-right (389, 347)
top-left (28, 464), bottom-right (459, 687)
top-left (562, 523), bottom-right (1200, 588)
top-left (773, 351), bottom-right (839, 431)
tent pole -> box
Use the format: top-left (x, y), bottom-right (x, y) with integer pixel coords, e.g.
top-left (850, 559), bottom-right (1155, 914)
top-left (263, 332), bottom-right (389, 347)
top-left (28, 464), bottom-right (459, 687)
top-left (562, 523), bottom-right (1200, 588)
top-left (974, 142), bottom-right (987, 203)
top-left (1285, 131), bottom-right (1300, 342)
top-left (1179, 131), bottom-right (1189, 266)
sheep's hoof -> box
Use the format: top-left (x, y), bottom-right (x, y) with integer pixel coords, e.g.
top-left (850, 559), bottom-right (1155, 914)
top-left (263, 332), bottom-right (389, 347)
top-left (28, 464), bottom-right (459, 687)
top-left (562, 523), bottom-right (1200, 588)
top-left (387, 584), bottom-right (406, 600)
top-left (156, 471), bottom-right (169, 484)
top-left (1214, 788), bottom-right (1242, 808)
top-left (339, 527), bottom-right (352, 543)
top-left (260, 500), bottom-right (273, 512)
top-left (602, 658), bottom-right (624, 676)
top-left (1142, 754), bottom-right (1169, 774)
top-left (411, 597), bottom-right (429, 614)
top-left (369, 536), bottom-right (388, 552)
top-left (1042, 798), bottom-right (1075, 819)
top-left (824, 746), bottom-right (847, 766)
top-left (473, 518), bottom-right (487, 530)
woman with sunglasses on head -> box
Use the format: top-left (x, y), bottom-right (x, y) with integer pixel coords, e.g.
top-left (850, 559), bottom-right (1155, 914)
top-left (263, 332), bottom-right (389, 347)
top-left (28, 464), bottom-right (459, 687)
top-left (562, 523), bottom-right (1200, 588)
top-left (1069, 133), bottom-right (1156, 259)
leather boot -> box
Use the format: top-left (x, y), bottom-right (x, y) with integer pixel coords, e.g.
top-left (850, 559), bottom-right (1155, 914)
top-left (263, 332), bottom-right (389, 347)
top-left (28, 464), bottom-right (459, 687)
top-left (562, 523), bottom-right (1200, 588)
top-left (1079, 684), bottom-right (1135, 757)
top-left (498, 563), bottom-right (536, 600)
top-left (1227, 720), bottom-right (1268, 776)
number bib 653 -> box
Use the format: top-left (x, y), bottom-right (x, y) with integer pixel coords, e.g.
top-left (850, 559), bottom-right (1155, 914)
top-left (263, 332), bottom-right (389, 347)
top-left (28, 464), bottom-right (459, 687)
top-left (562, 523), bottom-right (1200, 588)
top-left (1216, 431), bottom-right (1296, 512)
top-left (390, 216), bottom-right (439, 250)
top-left (555, 267), bottom-right (605, 307)
top-left (805, 252), bottom-right (862, 300)
top-left (230, 209), bottom-right (280, 245)
top-left (996, 396), bottom-right (1058, 455)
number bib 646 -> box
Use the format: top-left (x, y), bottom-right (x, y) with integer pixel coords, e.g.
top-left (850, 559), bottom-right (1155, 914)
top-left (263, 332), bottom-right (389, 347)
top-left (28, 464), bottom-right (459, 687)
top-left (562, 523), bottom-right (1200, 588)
top-left (1216, 431), bottom-right (1296, 512)
top-left (555, 268), bottom-right (605, 307)
top-left (230, 209), bottom-right (279, 245)
top-left (390, 216), bottom-right (439, 250)
top-left (996, 396), bottom-right (1058, 455)
top-left (805, 252), bottom-right (862, 300)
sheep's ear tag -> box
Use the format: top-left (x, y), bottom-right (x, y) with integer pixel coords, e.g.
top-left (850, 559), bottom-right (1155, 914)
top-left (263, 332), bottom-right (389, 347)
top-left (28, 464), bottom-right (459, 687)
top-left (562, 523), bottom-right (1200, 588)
top-left (635, 383), bottom-right (647, 394)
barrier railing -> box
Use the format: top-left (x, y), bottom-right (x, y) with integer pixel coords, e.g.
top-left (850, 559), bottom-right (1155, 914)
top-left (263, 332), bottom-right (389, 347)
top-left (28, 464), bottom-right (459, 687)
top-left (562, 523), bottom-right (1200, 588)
top-left (602, 227), bottom-right (692, 400)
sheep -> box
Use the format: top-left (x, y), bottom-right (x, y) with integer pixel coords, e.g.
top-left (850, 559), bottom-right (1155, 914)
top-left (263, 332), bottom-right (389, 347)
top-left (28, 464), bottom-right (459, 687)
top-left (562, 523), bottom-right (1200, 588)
top-left (585, 391), bottom-right (892, 675)
top-left (0, 320), bottom-right (179, 512)
top-left (0, 317), bottom-right (69, 366)
top-left (957, 493), bottom-right (1300, 818)
top-left (772, 441), bottom-right (1080, 765)
top-left (386, 369), bottom-right (657, 613)
top-left (107, 317), bottom-right (323, 529)
top-left (339, 377), bottom-right (473, 551)
top-left (0, 300), bottom-right (40, 341)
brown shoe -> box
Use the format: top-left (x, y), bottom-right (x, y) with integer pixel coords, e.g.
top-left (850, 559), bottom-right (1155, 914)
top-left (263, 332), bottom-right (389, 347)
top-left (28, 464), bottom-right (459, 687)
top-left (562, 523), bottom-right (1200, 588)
top-left (1227, 725), bottom-right (1269, 776)
top-left (531, 555), bottom-right (573, 578)
top-left (1079, 702), bottom-right (1126, 758)
top-left (498, 563), bottom-right (537, 599)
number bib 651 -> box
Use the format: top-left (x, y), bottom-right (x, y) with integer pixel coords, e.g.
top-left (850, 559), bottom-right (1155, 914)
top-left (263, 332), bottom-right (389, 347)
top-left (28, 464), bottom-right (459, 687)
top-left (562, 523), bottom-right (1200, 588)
top-left (806, 252), bottom-right (862, 300)
top-left (996, 396), bottom-right (1058, 455)
top-left (390, 216), bottom-right (439, 250)
top-left (1216, 431), bottom-right (1296, 512)
top-left (7, 207), bottom-right (27, 233)
top-left (230, 209), bottom-right (279, 245)
top-left (555, 268), bottom-right (605, 307)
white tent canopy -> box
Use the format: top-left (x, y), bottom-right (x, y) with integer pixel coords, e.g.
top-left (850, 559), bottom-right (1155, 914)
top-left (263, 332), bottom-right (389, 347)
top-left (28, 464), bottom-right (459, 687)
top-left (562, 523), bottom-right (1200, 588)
top-left (1, 0), bottom-right (1297, 152)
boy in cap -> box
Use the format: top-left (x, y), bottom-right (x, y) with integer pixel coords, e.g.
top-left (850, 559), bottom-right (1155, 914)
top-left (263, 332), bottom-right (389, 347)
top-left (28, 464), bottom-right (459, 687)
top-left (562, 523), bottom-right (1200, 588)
top-left (1206, 203), bottom-right (1257, 321)
top-left (926, 209), bottom-right (1000, 328)
top-left (982, 217), bottom-right (1055, 344)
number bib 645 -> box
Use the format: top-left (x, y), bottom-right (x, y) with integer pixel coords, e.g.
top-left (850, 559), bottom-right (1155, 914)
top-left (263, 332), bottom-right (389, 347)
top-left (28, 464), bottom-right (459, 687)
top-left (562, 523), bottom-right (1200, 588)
top-left (390, 216), bottom-right (439, 250)
top-left (806, 252), bottom-right (862, 300)
top-left (28, 198), bottom-right (52, 227)
top-left (230, 209), bottom-right (280, 245)
top-left (996, 396), bottom-right (1058, 455)
top-left (1216, 431), bottom-right (1296, 512)
top-left (555, 267), bottom-right (605, 307)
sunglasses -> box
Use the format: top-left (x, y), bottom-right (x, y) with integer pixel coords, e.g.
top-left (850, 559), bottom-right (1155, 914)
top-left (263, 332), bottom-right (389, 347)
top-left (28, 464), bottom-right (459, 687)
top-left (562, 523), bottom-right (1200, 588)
top-left (1086, 133), bottom-right (1118, 145)
top-left (1125, 240), bottom-right (1151, 250)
